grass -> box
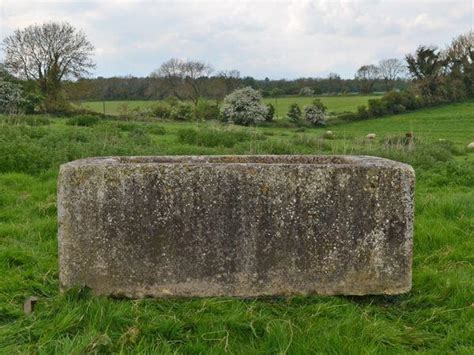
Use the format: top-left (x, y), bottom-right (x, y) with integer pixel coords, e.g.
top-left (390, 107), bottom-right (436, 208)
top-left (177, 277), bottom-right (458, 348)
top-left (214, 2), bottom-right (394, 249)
top-left (0, 101), bottom-right (473, 353)
top-left (77, 95), bottom-right (379, 117)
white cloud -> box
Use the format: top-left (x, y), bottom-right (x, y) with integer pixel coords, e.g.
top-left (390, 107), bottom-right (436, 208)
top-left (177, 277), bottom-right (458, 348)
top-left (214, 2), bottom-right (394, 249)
top-left (0, 0), bottom-right (471, 78)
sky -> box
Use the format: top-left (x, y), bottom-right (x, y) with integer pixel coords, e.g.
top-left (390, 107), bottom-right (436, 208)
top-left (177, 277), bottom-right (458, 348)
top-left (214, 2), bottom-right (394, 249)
top-left (0, 0), bottom-right (472, 79)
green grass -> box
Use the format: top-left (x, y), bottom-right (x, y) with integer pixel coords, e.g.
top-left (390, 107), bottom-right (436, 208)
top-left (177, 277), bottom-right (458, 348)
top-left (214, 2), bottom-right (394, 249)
top-left (0, 102), bottom-right (473, 353)
top-left (78, 95), bottom-right (379, 117)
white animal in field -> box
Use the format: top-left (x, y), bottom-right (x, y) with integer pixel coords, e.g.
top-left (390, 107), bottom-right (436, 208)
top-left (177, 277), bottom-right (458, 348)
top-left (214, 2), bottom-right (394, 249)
top-left (366, 133), bottom-right (376, 139)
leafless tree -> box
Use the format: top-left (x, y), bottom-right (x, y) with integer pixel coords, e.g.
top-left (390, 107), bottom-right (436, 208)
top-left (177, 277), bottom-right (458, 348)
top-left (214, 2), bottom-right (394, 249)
top-left (378, 58), bottom-right (406, 91)
top-left (444, 31), bottom-right (473, 95)
top-left (151, 58), bottom-right (213, 105)
top-left (2, 22), bottom-right (95, 110)
top-left (209, 69), bottom-right (241, 100)
top-left (355, 64), bottom-right (380, 93)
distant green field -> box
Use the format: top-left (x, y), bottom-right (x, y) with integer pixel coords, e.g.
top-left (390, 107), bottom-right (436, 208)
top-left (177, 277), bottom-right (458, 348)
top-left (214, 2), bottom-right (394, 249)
top-left (78, 95), bottom-right (379, 117)
top-left (0, 101), bottom-right (473, 353)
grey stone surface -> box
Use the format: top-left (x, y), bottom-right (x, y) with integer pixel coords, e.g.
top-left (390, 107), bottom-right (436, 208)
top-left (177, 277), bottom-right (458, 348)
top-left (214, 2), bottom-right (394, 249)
top-left (58, 155), bottom-right (415, 297)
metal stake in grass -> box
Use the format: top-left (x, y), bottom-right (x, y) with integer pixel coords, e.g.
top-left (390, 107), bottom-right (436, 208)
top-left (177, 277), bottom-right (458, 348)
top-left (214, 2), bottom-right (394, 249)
top-left (23, 296), bottom-right (39, 314)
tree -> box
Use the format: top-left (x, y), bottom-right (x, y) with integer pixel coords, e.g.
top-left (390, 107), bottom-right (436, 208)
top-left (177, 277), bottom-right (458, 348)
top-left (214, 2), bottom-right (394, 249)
top-left (405, 46), bottom-right (445, 102)
top-left (405, 46), bottom-right (443, 80)
top-left (2, 22), bottom-right (95, 111)
top-left (287, 103), bottom-right (302, 123)
top-left (220, 87), bottom-right (267, 125)
top-left (0, 79), bottom-right (25, 114)
top-left (265, 103), bottom-right (275, 122)
top-left (444, 31), bottom-right (474, 97)
top-left (209, 70), bottom-right (241, 101)
top-left (378, 58), bottom-right (406, 91)
top-left (151, 58), bottom-right (213, 105)
top-left (303, 99), bottom-right (328, 125)
top-left (327, 72), bottom-right (343, 93)
top-left (355, 65), bottom-right (380, 94)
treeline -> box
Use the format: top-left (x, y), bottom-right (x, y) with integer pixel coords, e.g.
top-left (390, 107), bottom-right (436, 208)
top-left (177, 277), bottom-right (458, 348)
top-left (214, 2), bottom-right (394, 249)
top-left (63, 75), bottom-right (409, 102)
top-left (340, 31), bottom-right (473, 121)
top-left (0, 22), bottom-right (472, 118)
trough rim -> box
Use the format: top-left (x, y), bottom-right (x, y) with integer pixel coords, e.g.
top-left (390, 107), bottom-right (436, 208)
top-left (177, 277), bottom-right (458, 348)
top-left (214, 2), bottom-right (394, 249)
top-left (60, 155), bottom-right (415, 172)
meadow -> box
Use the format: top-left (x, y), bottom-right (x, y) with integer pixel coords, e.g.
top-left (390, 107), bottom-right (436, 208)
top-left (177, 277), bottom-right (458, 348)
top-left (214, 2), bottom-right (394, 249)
top-left (78, 95), bottom-right (379, 117)
top-left (0, 101), bottom-right (473, 353)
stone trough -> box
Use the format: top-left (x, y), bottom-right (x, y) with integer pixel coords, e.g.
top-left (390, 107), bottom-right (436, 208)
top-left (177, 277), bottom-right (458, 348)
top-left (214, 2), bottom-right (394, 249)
top-left (58, 155), bottom-right (415, 297)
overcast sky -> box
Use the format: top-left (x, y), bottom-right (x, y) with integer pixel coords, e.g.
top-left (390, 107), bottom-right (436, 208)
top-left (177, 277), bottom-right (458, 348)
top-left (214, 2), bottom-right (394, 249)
top-left (0, 0), bottom-right (471, 79)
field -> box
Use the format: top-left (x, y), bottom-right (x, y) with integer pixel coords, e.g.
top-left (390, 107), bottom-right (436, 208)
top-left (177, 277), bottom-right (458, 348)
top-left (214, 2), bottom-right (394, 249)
top-left (0, 101), bottom-right (473, 353)
top-left (78, 95), bottom-right (379, 117)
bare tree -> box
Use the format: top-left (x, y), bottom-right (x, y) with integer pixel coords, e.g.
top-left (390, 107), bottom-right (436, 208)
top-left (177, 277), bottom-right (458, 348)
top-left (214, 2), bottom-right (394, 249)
top-left (151, 58), bottom-right (213, 105)
top-left (2, 22), bottom-right (95, 110)
top-left (183, 60), bottom-right (214, 105)
top-left (209, 69), bottom-right (241, 100)
top-left (355, 65), bottom-right (380, 94)
top-left (444, 31), bottom-right (473, 96)
top-left (378, 58), bottom-right (406, 91)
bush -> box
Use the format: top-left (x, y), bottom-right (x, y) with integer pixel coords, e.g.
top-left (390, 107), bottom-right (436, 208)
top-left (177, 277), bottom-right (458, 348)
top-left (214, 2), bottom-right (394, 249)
top-left (194, 101), bottom-right (219, 121)
top-left (0, 80), bottom-right (25, 114)
top-left (21, 91), bottom-right (44, 114)
top-left (303, 101), bottom-right (327, 126)
top-left (265, 103), bottom-right (275, 122)
top-left (357, 105), bottom-right (370, 119)
top-left (66, 115), bottom-right (99, 127)
top-left (150, 102), bottom-right (172, 119)
top-left (345, 91), bottom-right (427, 121)
top-left (287, 103), bottom-right (302, 123)
top-left (367, 99), bottom-right (388, 117)
top-left (169, 102), bottom-right (194, 121)
top-left (311, 99), bottom-right (328, 112)
top-left (220, 87), bottom-right (268, 125)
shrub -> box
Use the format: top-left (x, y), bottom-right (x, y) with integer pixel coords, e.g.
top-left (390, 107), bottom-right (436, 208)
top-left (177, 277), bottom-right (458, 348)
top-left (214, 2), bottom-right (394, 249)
top-left (265, 103), bottom-right (275, 122)
top-left (220, 87), bottom-right (268, 125)
top-left (150, 102), bottom-right (172, 119)
top-left (0, 80), bottom-right (25, 114)
top-left (287, 103), bottom-right (302, 123)
top-left (367, 99), bottom-right (388, 117)
top-left (357, 105), bottom-right (369, 119)
top-left (357, 91), bottom-right (425, 120)
top-left (311, 99), bottom-right (328, 112)
top-left (66, 115), bottom-right (99, 127)
top-left (194, 101), bottom-right (219, 121)
top-left (303, 102), bottom-right (327, 126)
top-left (169, 102), bottom-right (194, 121)
top-left (21, 91), bottom-right (44, 114)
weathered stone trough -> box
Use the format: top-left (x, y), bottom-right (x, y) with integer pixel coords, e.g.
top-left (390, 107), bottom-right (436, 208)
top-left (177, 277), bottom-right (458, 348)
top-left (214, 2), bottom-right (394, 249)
top-left (58, 155), bottom-right (415, 297)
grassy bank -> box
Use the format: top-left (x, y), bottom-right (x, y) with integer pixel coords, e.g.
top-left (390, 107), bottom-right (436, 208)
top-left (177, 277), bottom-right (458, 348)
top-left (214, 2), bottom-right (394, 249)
top-left (0, 102), bottom-right (473, 353)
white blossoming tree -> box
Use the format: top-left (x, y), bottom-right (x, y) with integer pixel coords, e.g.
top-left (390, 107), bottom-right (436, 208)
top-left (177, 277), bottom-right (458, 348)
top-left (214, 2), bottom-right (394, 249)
top-left (303, 99), bottom-right (328, 126)
top-left (220, 87), bottom-right (268, 125)
top-left (0, 79), bottom-right (25, 114)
